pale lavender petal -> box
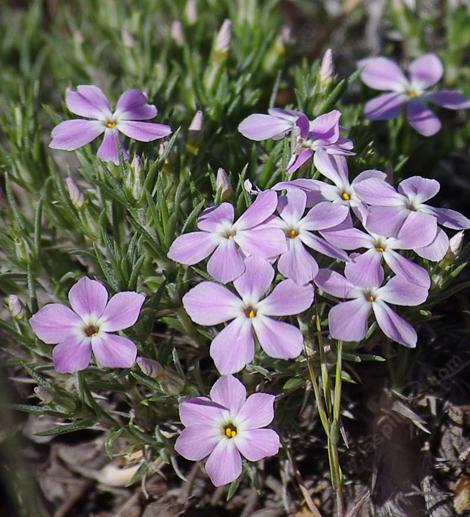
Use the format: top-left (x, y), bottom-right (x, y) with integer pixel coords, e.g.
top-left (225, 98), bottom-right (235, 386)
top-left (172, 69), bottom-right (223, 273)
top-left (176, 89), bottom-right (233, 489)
top-left (233, 256), bottom-right (274, 300)
top-left (97, 129), bottom-right (129, 164)
top-left (320, 227), bottom-right (370, 250)
top-left (383, 250), bottom-right (430, 289)
top-left (91, 333), bottom-right (137, 368)
top-left (409, 53), bottom-right (443, 88)
top-left (406, 100), bottom-right (441, 136)
top-left (315, 269), bottom-right (355, 298)
top-left (296, 113), bottom-right (310, 138)
top-left (287, 148), bottom-right (313, 174)
top-left (235, 428), bottom-right (280, 461)
top-left (277, 239), bottom-right (319, 285)
top-left (352, 169), bottom-right (387, 184)
top-left (175, 425), bottom-right (219, 460)
top-left (211, 318), bottom-right (255, 374)
top-left (210, 375), bottom-right (246, 412)
top-left (237, 393), bottom-right (275, 428)
top-left (313, 150), bottom-right (348, 186)
top-left (53, 337), bottom-right (91, 373)
top-left (100, 292), bottom-right (145, 331)
top-left (182, 281), bottom-right (240, 325)
top-left (309, 110), bottom-right (341, 142)
top-left (360, 57), bottom-right (407, 91)
top-left (179, 397), bottom-right (225, 427)
top-left (372, 301), bottom-right (417, 348)
top-left (118, 121), bottom-right (172, 141)
top-left (68, 277), bottom-right (108, 319)
top-left (65, 85), bottom-right (111, 118)
top-left (234, 226), bottom-right (287, 258)
top-left (252, 316), bottom-right (303, 359)
top-left (167, 231), bottom-right (218, 265)
top-left (207, 239), bottom-right (246, 284)
top-left (328, 299), bottom-right (371, 342)
top-left (415, 228), bottom-right (449, 261)
top-left (236, 190), bottom-right (278, 230)
top-left (365, 206), bottom-right (409, 236)
top-left (205, 440), bottom-right (242, 487)
top-left (364, 92), bottom-right (406, 120)
top-left (428, 90), bottom-right (470, 110)
top-left (300, 233), bottom-right (349, 261)
top-left (301, 202), bottom-right (349, 231)
top-left (115, 89), bottom-right (158, 120)
top-left (30, 304), bottom-right (81, 344)
top-left (353, 178), bottom-right (403, 206)
top-left (378, 275), bottom-right (428, 306)
top-left (394, 211), bottom-right (437, 249)
top-left (278, 188), bottom-right (306, 225)
top-left (238, 114), bottom-right (292, 141)
top-left (49, 120), bottom-right (104, 151)
top-left (398, 176), bottom-right (440, 203)
top-left (197, 203), bottom-right (234, 231)
top-left (260, 279), bottom-right (313, 316)
top-left (427, 207), bottom-right (470, 230)
top-left (344, 250), bottom-right (384, 288)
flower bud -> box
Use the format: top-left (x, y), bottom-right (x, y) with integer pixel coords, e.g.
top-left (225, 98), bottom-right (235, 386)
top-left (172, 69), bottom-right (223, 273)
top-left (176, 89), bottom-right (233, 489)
top-left (137, 356), bottom-right (164, 378)
top-left (187, 111), bottom-right (204, 154)
top-left (34, 386), bottom-right (53, 404)
top-left (171, 20), bottom-right (185, 47)
top-left (185, 0), bottom-right (197, 24)
top-left (7, 295), bottom-right (24, 319)
top-left (449, 231), bottom-right (464, 257)
top-left (65, 177), bottom-right (85, 208)
top-left (319, 48), bottom-right (334, 87)
top-left (243, 179), bottom-right (260, 195)
top-left (136, 357), bottom-right (184, 395)
top-left (214, 19), bottom-right (232, 59)
top-left (126, 155), bottom-right (143, 200)
top-left (216, 168), bottom-right (232, 201)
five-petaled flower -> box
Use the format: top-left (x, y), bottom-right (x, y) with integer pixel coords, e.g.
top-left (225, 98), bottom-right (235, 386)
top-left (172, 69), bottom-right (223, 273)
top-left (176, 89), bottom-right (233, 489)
top-left (316, 259), bottom-right (428, 347)
top-left (360, 53), bottom-right (470, 136)
top-left (30, 277), bottom-right (145, 373)
top-left (182, 256), bottom-right (314, 374)
top-left (175, 375), bottom-right (280, 487)
top-left (50, 85), bottom-right (172, 164)
top-left (167, 190), bottom-right (287, 284)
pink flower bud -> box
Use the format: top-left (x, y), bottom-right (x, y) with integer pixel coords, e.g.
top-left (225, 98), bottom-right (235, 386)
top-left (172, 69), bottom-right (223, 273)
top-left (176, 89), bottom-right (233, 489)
top-left (189, 110), bottom-right (204, 135)
top-left (8, 295), bottom-right (24, 319)
top-left (171, 20), bottom-right (185, 47)
top-left (185, 0), bottom-right (197, 24)
top-left (319, 48), bottom-right (334, 86)
top-left (137, 356), bottom-right (164, 378)
top-left (449, 231), bottom-right (464, 257)
top-left (215, 19), bottom-right (232, 55)
top-left (65, 177), bottom-right (85, 208)
top-left (216, 168), bottom-right (232, 201)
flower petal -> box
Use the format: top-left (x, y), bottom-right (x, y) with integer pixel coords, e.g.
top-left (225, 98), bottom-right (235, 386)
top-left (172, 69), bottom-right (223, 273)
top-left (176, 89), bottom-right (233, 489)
top-left (383, 250), bottom-right (430, 289)
top-left (235, 428), bottom-right (280, 461)
top-left (238, 114), bottom-right (293, 140)
top-left (321, 227), bottom-right (370, 250)
top-left (277, 239), bottom-right (319, 285)
top-left (175, 425), bottom-right (220, 461)
top-left (406, 100), bottom-right (441, 137)
top-left (179, 397), bottom-right (226, 427)
top-left (315, 269), bottom-right (355, 298)
top-left (259, 279), bottom-right (313, 316)
top-left (309, 110), bottom-right (341, 142)
top-left (344, 250), bottom-right (384, 288)
top-left (236, 190), bottom-right (278, 230)
top-left (365, 206), bottom-right (409, 236)
top-left (65, 85), bottom-right (111, 118)
top-left (287, 148), bottom-right (313, 174)
top-left (205, 440), bottom-right (242, 487)
top-left (53, 337), bottom-right (91, 373)
top-left (428, 90), bottom-right (470, 110)
top-left (207, 239), bottom-right (246, 284)
top-left (68, 277), bottom-right (108, 320)
top-left (427, 207), bottom-right (470, 230)
top-left (409, 53), bottom-right (443, 88)
top-left (91, 333), bottom-right (137, 368)
top-left (49, 120), bottom-right (104, 151)
top-left (372, 301), bottom-right (417, 348)
top-left (100, 292), bottom-right (145, 331)
top-left (168, 231), bottom-right (218, 265)
top-left (414, 228), bottom-right (449, 261)
top-left (118, 121), bottom-right (172, 142)
top-left (364, 92), bottom-right (405, 120)
top-left (235, 226), bottom-right (287, 259)
top-left (353, 177), bottom-right (402, 206)
top-left (278, 188), bottom-right (306, 226)
top-left (197, 203), bottom-right (234, 231)
top-left (328, 298), bottom-right (371, 342)
top-left (394, 211), bottom-right (437, 249)
top-left (183, 281), bottom-right (240, 325)
top-left (233, 256), bottom-right (274, 301)
top-left (300, 233), bottom-right (349, 261)
top-left (97, 129), bottom-right (129, 164)
top-left (252, 316), bottom-right (303, 359)
top-left (398, 176), bottom-right (440, 203)
top-left (378, 275), bottom-right (428, 306)
top-left (115, 89), bottom-right (158, 120)
top-left (30, 304), bottom-right (81, 344)
top-left (210, 375), bottom-right (246, 413)
top-left (360, 57), bottom-right (407, 91)
top-left (238, 393), bottom-right (275, 429)
top-left (210, 318), bottom-right (255, 374)
top-left (301, 202), bottom-right (349, 231)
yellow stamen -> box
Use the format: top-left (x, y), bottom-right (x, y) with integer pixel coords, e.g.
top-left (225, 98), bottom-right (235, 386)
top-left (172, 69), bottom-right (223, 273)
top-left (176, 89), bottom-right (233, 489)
top-left (375, 246), bottom-right (385, 253)
top-left (407, 89), bottom-right (418, 98)
top-left (367, 294), bottom-right (376, 302)
top-left (248, 309), bottom-right (256, 318)
top-left (106, 121), bottom-right (117, 128)
top-left (224, 424), bottom-right (237, 438)
top-left (287, 229), bottom-right (299, 239)
top-left (341, 192), bottom-right (350, 201)
top-left (224, 230), bottom-right (236, 240)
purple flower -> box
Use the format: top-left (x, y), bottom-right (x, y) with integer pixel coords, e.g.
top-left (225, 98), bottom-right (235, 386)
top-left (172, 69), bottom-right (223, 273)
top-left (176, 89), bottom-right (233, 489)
top-left (175, 375), bottom-right (280, 487)
top-left (238, 108), bottom-right (306, 141)
top-left (268, 188), bottom-right (349, 284)
top-left (50, 86), bottom-right (172, 164)
top-left (275, 152), bottom-right (386, 222)
top-left (321, 211), bottom-right (437, 289)
top-left (182, 257), bottom-right (314, 374)
top-left (29, 277), bottom-right (144, 373)
top-left (287, 110), bottom-right (354, 174)
top-left (316, 260), bottom-right (428, 347)
top-left (354, 175), bottom-right (470, 261)
top-left (360, 54), bottom-right (470, 136)
top-left (167, 190), bottom-right (287, 284)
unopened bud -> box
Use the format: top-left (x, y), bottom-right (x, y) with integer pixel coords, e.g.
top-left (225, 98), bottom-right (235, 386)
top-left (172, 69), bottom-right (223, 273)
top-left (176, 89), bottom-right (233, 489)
top-left (319, 48), bottom-right (334, 87)
top-left (449, 231), bottom-right (464, 256)
top-left (216, 168), bottom-right (232, 201)
top-left (136, 357), bottom-right (184, 395)
top-left (185, 0), bottom-right (197, 24)
top-left (137, 357), bottom-right (164, 378)
top-left (171, 20), bottom-right (185, 47)
top-left (187, 111), bottom-right (204, 154)
top-left (215, 19), bottom-right (232, 58)
top-left (65, 177), bottom-right (85, 208)
top-left (126, 155), bottom-right (143, 200)
top-left (7, 295), bottom-right (24, 319)
top-left (34, 386), bottom-right (53, 404)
